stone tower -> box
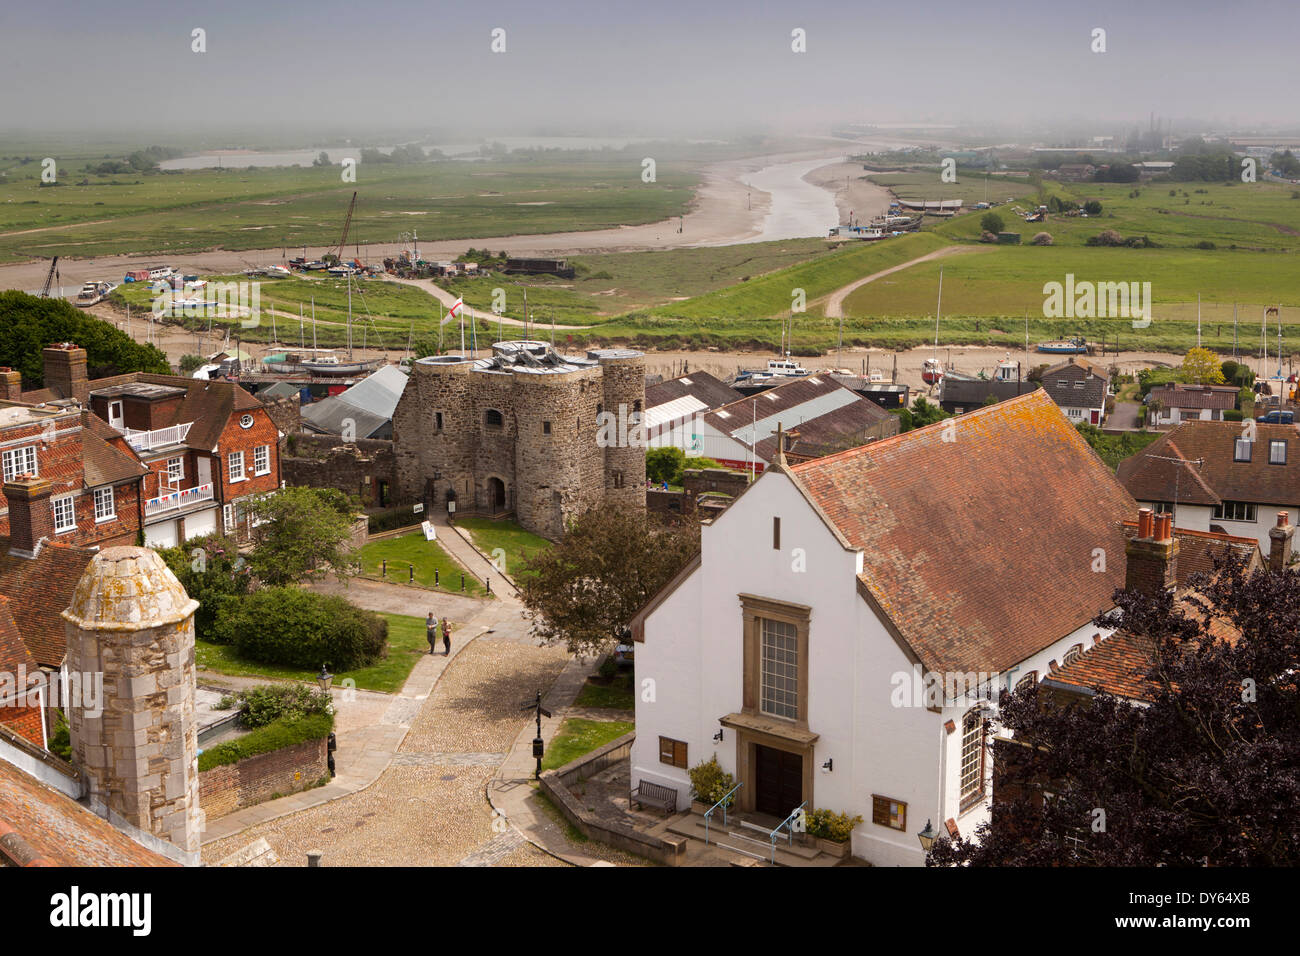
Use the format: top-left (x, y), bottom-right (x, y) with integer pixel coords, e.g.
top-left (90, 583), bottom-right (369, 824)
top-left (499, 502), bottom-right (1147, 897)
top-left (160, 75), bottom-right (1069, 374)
top-left (391, 341), bottom-right (647, 540)
top-left (61, 546), bottom-right (202, 858)
top-left (592, 348), bottom-right (648, 511)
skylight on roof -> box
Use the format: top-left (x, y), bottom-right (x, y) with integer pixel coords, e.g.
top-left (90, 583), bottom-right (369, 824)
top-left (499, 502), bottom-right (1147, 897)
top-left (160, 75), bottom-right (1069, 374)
top-left (765, 393), bottom-right (779, 401)
top-left (681, 377), bottom-right (692, 385)
top-left (808, 376), bottom-right (821, 384)
top-left (717, 410), bottom-right (731, 419)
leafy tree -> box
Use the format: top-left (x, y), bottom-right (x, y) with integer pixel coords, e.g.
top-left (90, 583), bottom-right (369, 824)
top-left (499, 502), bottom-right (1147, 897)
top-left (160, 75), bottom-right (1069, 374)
top-left (0, 291), bottom-right (169, 388)
top-left (1271, 149), bottom-right (1300, 178)
top-left (1083, 200), bottom-right (1102, 215)
top-left (245, 487), bottom-right (359, 587)
top-left (312, 151), bottom-right (331, 167)
top-left (178, 353), bottom-right (205, 373)
top-left (157, 534), bottom-right (253, 642)
top-left (928, 557), bottom-right (1300, 866)
top-left (909, 396), bottom-right (950, 429)
top-left (646, 447), bottom-right (685, 484)
top-left (678, 456), bottom-right (724, 483)
top-left (520, 505), bottom-right (701, 656)
top-left (979, 212), bottom-right (1005, 235)
top-left (1178, 347), bottom-right (1226, 385)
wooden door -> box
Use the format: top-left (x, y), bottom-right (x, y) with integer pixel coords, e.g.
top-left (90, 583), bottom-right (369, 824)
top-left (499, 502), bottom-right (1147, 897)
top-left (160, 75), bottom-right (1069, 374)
top-left (754, 744), bottom-right (802, 817)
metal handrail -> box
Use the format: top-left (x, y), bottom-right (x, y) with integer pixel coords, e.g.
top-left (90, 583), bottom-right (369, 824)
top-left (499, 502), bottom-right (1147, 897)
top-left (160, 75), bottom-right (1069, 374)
top-left (770, 800), bottom-right (808, 863)
top-left (702, 782), bottom-right (742, 845)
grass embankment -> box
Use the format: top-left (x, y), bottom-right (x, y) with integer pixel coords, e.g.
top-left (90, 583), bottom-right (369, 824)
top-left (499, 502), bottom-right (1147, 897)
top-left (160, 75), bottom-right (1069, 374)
top-left (357, 532), bottom-right (488, 596)
top-left (198, 712), bottom-right (333, 771)
top-left (574, 670), bottom-right (635, 710)
top-left (0, 159), bottom-right (697, 263)
top-left (196, 612), bottom-right (432, 693)
top-left (454, 517), bottom-right (552, 583)
top-left (540, 718), bottom-right (635, 772)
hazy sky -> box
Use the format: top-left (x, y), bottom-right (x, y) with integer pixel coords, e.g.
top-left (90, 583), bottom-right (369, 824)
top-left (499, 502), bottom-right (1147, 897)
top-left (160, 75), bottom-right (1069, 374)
top-left (1, 0), bottom-right (1296, 140)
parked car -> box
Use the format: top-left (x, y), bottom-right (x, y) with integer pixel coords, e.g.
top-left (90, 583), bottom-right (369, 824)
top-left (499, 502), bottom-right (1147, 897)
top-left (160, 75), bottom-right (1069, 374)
top-left (613, 643), bottom-right (635, 668)
top-left (1257, 409), bottom-right (1294, 424)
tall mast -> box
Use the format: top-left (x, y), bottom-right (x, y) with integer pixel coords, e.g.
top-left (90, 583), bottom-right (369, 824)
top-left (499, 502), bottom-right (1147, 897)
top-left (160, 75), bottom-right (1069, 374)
top-left (934, 267), bottom-right (943, 358)
top-left (347, 272), bottom-right (353, 360)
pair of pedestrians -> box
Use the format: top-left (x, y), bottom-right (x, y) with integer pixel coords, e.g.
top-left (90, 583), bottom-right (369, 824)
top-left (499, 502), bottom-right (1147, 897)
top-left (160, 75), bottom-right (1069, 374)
top-left (425, 612), bottom-right (453, 656)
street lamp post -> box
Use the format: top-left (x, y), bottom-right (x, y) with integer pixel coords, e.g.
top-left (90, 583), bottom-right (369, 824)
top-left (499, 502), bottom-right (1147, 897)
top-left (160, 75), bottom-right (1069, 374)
top-left (520, 691), bottom-right (552, 780)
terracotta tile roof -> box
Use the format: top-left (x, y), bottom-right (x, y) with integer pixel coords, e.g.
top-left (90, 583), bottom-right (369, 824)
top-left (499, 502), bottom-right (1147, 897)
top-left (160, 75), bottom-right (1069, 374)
top-left (646, 370), bottom-right (742, 412)
top-left (0, 597), bottom-right (36, 680)
top-left (1048, 631), bottom-right (1159, 701)
top-left (1117, 421), bottom-right (1300, 506)
top-left (1115, 435), bottom-right (1221, 506)
top-left (0, 761), bottom-right (175, 866)
top-left (80, 428), bottom-right (148, 488)
top-left (1149, 384), bottom-right (1238, 410)
top-left (1119, 521), bottom-right (1261, 584)
top-left (790, 390), bottom-right (1136, 674)
top-left (0, 540), bottom-right (95, 667)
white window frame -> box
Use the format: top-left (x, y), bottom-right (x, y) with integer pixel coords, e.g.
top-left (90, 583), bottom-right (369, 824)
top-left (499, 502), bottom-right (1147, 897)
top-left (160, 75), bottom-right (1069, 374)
top-left (52, 495), bottom-right (76, 534)
top-left (1213, 500), bottom-right (1258, 522)
top-left (1269, 440), bottom-right (1287, 465)
top-left (959, 708), bottom-right (987, 807)
top-left (253, 444), bottom-right (270, 476)
top-left (1234, 439), bottom-right (1252, 462)
top-left (166, 456), bottom-right (185, 484)
top-left (2, 445), bottom-right (38, 482)
top-left (227, 450), bottom-right (245, 483)
top-left (758, 616), bottom-right (798, 720)
top-left (93, 486), bottom-right (116, 522)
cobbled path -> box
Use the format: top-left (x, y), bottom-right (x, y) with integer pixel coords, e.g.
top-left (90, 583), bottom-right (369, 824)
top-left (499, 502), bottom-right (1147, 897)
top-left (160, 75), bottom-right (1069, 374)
top-left (201, 638), bottom-right (637, 867)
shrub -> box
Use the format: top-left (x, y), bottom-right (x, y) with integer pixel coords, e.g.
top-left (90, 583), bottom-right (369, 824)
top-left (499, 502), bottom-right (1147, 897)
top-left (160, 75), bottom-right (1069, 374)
top-left (980, 212), bottom-right (1005, 234)
top-left (1031, 231), bottom-right (1053, 246)
top-left (1083, 200), bottom-right (1103, 216)
top-left (236, 683), bottom-right (334, 728)
top-left (226, 588), bottom-right (388, 671)
top-left (49, 711), bottom-right (72, 761)
top-left (1195, 240), bottom-right (1216, 250)
top-left (804, 807), bottom-right (864, 842)
top-left (645, 446), bottom-right (685, 484)
top-left (598, 655), bottom-right (619, 680)
top-left (156, 535), bottom-right (252, 643)
top-left (1087, 229), bottom-right (1125, 247)
top-left (688, 755), bottom-right (736, 806)
top-left (197, 712), bottom-right (333, 771)
top-left (1224, 409), bottom-right (1244, 422)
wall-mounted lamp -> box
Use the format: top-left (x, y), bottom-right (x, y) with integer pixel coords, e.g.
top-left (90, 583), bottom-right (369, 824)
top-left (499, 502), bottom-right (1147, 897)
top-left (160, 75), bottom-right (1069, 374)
top-left (713, 729), bottom-right (724, 742)
top-left (821, 758), bottom-right (833, 773)
top-left (917, 819), bottom-right (937, 853)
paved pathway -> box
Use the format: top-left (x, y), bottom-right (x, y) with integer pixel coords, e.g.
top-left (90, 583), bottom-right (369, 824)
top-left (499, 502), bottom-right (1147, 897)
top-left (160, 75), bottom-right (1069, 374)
top-left (818, 245), bottom-right (984, 318)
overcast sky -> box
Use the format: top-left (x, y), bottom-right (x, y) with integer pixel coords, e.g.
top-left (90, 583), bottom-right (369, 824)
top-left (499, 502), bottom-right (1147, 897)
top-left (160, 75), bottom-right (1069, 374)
top-left (1, 0), bottom-right (1295, 141)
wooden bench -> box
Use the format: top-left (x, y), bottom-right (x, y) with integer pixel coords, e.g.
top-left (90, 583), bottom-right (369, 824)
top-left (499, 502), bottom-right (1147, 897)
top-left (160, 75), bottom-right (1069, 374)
top-left (631, 781), bottom-right (678, 816)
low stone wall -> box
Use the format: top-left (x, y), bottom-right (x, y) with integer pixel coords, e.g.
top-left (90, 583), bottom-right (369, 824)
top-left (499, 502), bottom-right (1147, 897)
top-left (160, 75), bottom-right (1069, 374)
top-left (199, 737), bottom-right (329, 821)
top-left (538, 732), bottom-right (686, 866)
top-left (281, 434), bottom-right (398, 507)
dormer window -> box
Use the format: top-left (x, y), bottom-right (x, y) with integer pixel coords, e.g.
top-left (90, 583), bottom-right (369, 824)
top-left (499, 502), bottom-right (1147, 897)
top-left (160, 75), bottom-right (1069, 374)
top-left (1234, 438), bottom-right (1252, 462)
top-left (1270, 440), bottom-right (1287, 465)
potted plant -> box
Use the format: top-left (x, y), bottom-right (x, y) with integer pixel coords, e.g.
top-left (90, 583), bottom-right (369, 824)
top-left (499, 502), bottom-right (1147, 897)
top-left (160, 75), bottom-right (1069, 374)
top-left (687, 755), bottom-right (736, 815)
top-left (801, 807), bottom-right (863, 858)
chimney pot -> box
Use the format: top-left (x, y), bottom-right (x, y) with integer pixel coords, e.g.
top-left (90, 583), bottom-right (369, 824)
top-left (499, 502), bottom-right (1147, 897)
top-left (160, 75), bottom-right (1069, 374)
top-left (1269, 511), bottom-right (1295, 572)
top-left (1154, 512), bottom-right (1172, 542)
top-left (1137, 507), bottom-right (1154, 539)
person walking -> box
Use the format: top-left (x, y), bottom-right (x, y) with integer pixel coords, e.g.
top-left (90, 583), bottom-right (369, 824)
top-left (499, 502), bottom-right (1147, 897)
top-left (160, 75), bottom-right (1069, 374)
top-left (426, 611), bottom-right (438, 655)
top-left (441, 618), bottom-right (452, 656)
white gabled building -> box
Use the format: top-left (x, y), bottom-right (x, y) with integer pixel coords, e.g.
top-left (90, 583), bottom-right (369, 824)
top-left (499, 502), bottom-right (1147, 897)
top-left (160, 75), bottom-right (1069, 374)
top-left (629, 391), bottom-right (1136, 866)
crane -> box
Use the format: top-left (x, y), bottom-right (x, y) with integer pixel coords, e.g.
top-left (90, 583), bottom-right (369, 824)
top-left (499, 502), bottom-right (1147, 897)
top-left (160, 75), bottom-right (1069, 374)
top-left (334, 191), bottom-right (357, 265)
top-left (38, 256), bottom-right (60, 298)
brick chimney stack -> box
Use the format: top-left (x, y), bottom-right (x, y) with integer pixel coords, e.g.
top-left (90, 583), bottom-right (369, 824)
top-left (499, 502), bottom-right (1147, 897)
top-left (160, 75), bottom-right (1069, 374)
top-left (1269, 511), bottom-right (1294, 572)
top-left (1125, 507), bottom-right (1180, 595)
top-left (4, 477), bottom-right (55, 559)
top-left (42, 343), bottom-right (89, 403)
top-left (0, 367), bottom-right (21, 401)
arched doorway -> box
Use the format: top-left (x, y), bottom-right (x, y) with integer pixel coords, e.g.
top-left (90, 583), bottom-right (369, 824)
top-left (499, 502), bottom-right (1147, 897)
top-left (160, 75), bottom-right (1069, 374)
top-left (487, 477), bottom-right (506, 511)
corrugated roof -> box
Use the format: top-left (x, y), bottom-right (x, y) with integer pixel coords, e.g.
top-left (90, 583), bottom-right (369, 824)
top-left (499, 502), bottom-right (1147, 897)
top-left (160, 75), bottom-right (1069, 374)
top-left (331, 365), bottom-right (409, 419)
top-left (300, 401), bottom-right (390, 439)
top-left (705, 377), bottom-right (884, 455)
top-left (791, 390), bottom-right (1137, 674)
top-left (646, 371), bottom-right (742, 413)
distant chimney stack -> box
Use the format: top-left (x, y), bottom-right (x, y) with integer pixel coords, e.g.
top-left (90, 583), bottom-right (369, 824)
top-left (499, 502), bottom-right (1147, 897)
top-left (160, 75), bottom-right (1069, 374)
top-left (0, 367), bottom-right (21, 401)
top-left (1269, 511), bottom-right (1294, 572)
top-left (4, 477), bottom-right (54, 559)
top-left (1126, 507), bottom-right (1179, 596)
top-left (42, 343), bottom-right (89, 403)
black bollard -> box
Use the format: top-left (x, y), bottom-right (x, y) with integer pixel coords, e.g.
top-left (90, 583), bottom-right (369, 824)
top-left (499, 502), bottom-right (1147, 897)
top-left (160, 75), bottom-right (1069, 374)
top-left (435, 568), bottom-right (440, 587)
top-left (460, 573), bottom-right (465, 592)
top-left (382, 559), bottom-right (386, 577)
top-left (409, 565), bottom-right (414, 583)
top-left (486, 577), bottom-right (491, 595)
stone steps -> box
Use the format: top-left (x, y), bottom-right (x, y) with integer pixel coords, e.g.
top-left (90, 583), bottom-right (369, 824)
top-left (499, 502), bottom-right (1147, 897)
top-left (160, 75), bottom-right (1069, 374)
top-left (665, 813), bottom-right (840, 867)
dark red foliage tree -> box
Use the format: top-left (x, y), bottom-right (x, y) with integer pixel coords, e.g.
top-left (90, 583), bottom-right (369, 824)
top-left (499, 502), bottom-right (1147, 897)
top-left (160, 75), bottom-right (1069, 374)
top-left (928, 558), bottom-right (1300, 866)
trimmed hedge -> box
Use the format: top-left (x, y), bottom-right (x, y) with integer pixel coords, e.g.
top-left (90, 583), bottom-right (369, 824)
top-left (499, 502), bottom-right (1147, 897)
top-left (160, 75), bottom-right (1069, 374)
top-left (226, 587), bottom-right (388, 671)
top-left (198, 712), bottom-right (334, 772)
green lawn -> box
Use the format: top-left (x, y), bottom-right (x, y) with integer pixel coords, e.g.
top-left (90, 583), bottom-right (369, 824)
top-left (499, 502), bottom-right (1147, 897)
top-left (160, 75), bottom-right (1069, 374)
top-left (574, 670), bottom-right (635, 710)
top-left (540, 718), bottom-right (635, 772)
top-left (358, 532), bottom-right (488, 596)
top-left (455, 517), bottom-right (552, 582)
top-left (195, 612), bottom-right (431, 693)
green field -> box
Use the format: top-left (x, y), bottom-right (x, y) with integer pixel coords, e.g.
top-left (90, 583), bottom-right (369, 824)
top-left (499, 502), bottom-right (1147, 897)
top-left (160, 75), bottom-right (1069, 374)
top-left (540, 718), bottom-right (635, 772)
top-left (358, 532), bottom-right (488, 596)
top-left (867, 171), bottom-right (1038, 207)
top-left (0, 158), bottom-right (697, 263)
top-left (455, 517), bottom-right (552, 582)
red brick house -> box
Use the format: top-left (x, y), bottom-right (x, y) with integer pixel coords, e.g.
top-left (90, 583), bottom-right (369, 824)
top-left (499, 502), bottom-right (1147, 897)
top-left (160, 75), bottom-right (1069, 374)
top-left (0, 399), bottom-right (147, 551)
top-left (9, 344), bottom-right (283, 546)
